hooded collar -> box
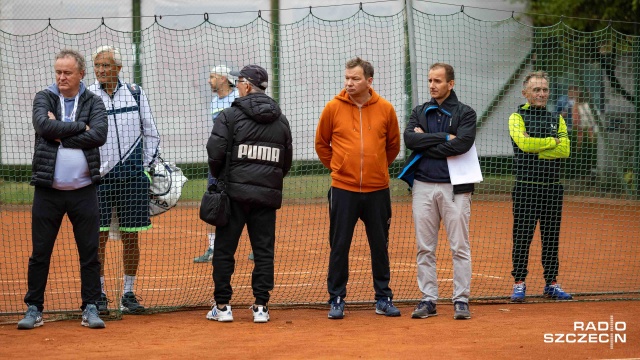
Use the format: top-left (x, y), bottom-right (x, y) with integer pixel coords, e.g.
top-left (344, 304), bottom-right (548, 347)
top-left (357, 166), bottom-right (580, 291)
top-left (233, 93), bottom-right (283, 124)
top-left (47, 81), bottom-right (86, 98)
top-left (335, 87), bottom-right (380, 108)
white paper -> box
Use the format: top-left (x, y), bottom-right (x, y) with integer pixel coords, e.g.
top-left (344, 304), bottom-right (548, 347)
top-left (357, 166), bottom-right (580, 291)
top-left (447, 143), bottom-right (483, 185)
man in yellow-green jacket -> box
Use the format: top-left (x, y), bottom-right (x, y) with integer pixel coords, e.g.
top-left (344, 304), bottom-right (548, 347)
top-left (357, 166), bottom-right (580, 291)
top-left (509, 71), bottom-right (572, 302)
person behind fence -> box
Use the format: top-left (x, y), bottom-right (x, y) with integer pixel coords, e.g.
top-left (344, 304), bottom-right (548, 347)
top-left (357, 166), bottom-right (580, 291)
top-left (193, 64), bottom-right (239, 264)
top-left (18, 49), bottom-right (108, 330)
top-left (555, 84), bottom-right (578, 133)
top-left (315, 57), bottom-right (401, 320)
top-left (205, 64), bottom-right (292, 323)
top-left (399, 63), bottom-right (475, 320)
top-left (88, 45), bottom-right (161, 314)
top-left (509, 70), bottom-right (572, 302)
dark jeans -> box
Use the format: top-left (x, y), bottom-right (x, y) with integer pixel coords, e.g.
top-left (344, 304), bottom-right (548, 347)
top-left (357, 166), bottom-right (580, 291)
top-left (213, 200), bottom-right (276, 306)
top-left (25, 185), bottom-right (102, 311)
top-left (327, 187), bottom-right (393, 303)
top-left (511, 182), bottom-right (564, 285)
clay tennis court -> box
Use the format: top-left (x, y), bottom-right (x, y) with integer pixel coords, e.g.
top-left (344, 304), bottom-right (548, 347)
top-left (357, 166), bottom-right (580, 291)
top-left (1, 198), bottom-right (639, 358)
top-left (0, 301), bottom-right (638, 359)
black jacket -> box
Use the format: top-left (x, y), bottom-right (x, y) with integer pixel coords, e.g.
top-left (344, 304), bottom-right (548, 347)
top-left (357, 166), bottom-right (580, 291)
top-left (31, 87), bottom-right (108, 187)
top-left (399, 90), bottom-right (477, 194)
top-left (511, 105), bottom-right (564, 183)
top-left (206, 93), bottom-right (293, 209)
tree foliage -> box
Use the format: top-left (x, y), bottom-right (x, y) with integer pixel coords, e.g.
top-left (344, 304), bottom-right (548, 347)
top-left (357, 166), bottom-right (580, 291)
top-left (521, 0), bottom-right (640, 35)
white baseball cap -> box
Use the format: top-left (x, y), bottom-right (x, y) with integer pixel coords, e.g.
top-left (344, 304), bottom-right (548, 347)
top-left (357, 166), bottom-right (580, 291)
top-left (210, 65), bottom-right (236, 81)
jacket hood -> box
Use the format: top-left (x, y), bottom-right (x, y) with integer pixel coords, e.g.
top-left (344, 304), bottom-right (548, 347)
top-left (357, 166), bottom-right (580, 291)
top-left (334, 88), bottom-right (380, 107)
top-left (47, 82), bottom-right (86, 97)
top-left (233, 93), bottom-right (282, 124)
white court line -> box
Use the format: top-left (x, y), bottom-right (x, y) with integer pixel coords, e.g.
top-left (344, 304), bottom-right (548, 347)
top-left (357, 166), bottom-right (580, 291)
top-left (472, 273), bottom-right (503, 279)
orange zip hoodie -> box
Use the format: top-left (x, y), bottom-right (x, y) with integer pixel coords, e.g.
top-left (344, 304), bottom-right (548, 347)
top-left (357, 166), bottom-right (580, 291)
top-left (315, 88), bottom-right (401, 193)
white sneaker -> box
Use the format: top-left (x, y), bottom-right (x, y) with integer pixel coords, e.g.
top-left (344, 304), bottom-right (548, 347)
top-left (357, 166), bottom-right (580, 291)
top-left (252, 305), bottom-right (270, 323)
top-left (206, 304), bottom-right (233, 322)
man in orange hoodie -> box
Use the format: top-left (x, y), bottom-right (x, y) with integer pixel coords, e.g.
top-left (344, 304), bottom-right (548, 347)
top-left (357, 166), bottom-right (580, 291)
top-left (315, 57), bottom-right (401, 319)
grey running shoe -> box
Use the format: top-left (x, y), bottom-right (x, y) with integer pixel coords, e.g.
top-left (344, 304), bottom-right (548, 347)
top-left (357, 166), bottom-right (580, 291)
top-left (121, 292), bottom-right (146, 314)
top-left (453, 301), bottom-right (471, 320)
top-left (411, 300), bottom-right (437, 319)
top-left (328, 297), bottom-right (345, 319)
top-left (193, 248), bottom-right (213, 263)
top-left (17, 305), bottom-right (43, 330)
top-left (375, 297), bottom-right (401, 317)
top-left (81, 304), bottom-right (106, 329)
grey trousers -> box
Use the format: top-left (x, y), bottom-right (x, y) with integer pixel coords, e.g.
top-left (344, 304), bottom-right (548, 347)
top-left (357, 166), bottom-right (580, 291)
top-left (412, 180), bottom-right (472, 303)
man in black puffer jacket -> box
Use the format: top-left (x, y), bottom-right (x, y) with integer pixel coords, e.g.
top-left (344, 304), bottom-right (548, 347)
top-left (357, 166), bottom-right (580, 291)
top-left (18, 49), bottom-right (108, 330)
top-left (205, 65), bottom-right (292, 324)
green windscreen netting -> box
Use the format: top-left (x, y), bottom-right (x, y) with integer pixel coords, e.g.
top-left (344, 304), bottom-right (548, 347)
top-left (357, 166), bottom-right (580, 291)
top-left (1, 5), bottom-right (639, 322)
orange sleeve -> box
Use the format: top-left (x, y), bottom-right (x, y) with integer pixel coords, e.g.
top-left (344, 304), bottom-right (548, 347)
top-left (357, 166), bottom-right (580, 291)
top-left (315, 102), bottom-right (333, 169)
top-left (386, 104), bottom-right (401, 165)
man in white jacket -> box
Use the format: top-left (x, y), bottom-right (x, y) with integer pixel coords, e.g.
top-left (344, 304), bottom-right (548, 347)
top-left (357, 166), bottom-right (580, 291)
top-left (88, 45), bottom-right (160, 315)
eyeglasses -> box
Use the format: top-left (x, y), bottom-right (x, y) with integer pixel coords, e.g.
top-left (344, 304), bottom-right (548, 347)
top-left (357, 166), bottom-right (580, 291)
top-left (234, 79), bottom-right (249, 86)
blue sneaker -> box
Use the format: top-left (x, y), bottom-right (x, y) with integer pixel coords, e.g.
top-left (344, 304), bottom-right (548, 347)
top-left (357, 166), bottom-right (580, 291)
top-left (544, 283), bottom-right (573, 300)
top-left (375, 297), bottom-right (401, 317)
top-left (511, 282), bottom-right (526, 302)
top-left (17, 305), bottom-right (44, 330)
top-left (328, 297), bottom-right (345, 319)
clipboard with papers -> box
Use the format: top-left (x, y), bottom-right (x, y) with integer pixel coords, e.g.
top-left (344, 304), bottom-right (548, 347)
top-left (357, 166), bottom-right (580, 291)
top-left (446, 143), bottom-right (483, 185)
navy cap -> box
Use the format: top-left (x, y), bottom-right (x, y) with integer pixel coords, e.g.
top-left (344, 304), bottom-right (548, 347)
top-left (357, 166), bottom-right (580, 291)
top-left (230, 64), bottom-right (268, 90)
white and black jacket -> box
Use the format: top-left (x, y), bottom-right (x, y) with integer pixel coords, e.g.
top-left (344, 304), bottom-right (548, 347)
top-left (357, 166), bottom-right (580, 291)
top-left (88, 80), bottom-right (160, 177)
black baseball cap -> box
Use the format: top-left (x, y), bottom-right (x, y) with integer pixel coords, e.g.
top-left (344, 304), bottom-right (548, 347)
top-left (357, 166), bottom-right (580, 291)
top-left (230, 64), bottom-right (268, 90)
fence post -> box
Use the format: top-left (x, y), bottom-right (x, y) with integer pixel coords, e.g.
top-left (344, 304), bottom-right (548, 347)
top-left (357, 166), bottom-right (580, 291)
top-left (271, 0), bottom-right (280, 104)
top-left (133, 0), bottom-right (142, 86)
top-left (404, 0), bottom-right (418, 110)
top-left (634, 37), bottom-right (640, 197)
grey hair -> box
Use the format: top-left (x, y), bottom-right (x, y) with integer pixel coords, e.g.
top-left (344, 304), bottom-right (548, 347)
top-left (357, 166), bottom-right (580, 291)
top-left (523, 71), bottom-right (549, 88)
top-left (56, 49), bottom-right (86, 73)
top-left (91, 45), bottom-right (122, 66)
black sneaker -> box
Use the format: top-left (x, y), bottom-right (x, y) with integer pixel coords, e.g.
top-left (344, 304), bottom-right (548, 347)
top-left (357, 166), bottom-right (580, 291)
top-left (328, 297), bottom-right (345, 319)
top-left (120, 292), bottom-right (145, 314)
top-left (97, 293), bottom-right (111, 315)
